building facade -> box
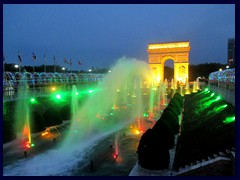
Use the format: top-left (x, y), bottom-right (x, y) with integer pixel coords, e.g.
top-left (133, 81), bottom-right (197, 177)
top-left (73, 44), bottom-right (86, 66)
top-left (228, 38), bottom-right (235, 68)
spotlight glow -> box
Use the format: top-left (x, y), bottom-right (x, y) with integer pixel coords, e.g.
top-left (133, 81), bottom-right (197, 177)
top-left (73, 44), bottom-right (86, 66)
top-left (56, 94), bottom-right (61, 99)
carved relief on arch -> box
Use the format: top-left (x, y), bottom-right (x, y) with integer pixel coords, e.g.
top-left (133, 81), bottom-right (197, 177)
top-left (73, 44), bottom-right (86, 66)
top-left (179, 65), bottom-right (186, 76)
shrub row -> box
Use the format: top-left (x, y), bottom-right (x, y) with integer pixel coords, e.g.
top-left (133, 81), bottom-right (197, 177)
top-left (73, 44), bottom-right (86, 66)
top-left (137, 92), bottom-right (183, 170)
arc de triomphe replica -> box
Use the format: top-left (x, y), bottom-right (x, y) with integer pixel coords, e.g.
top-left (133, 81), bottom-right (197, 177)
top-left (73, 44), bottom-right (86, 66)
top-left (147, 41), bottom-right (190, 84)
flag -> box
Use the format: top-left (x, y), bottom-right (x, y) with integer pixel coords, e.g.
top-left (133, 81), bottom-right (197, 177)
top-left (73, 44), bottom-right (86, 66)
top-left (70, 59), bottom-right (72, 66)
top-left (64, 58), bottom-right (69, 64)
top-left (32, 52), bottom-right (37, 60)
top-left (18, 52), bottom-right (22, 63)
top-left (78, 60), bottom-right (81, 65)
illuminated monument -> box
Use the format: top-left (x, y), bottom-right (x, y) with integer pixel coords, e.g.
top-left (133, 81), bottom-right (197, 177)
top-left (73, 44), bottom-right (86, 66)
top-left (147, 41), bottom-right (190, 84)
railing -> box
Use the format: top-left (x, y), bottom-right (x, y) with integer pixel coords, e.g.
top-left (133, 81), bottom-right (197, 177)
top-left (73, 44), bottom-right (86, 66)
top-left (209, 84), bottom-right (235, 106)
top-left (3, 80), bottom-right (101, 102)
top-left (3, 72), bottom-right (106, 101)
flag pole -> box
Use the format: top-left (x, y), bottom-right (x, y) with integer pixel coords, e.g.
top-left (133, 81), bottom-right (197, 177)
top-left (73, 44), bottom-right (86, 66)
top-left (54, 56), bottom-right (56, 73)
top-left (33, 58), bottom-right (35, 74)
top-left (44, 53), bottom-right (46, 73)
top-left (18, 52), bottom-right (21, 73)
top-left (70, 60), bottom-right (71, 73)
top-left (32, 52), bottom-right (36, 95)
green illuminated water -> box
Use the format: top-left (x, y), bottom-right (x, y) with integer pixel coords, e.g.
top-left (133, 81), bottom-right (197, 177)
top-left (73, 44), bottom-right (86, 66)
top-left (61, 58), bottom-right (156, 148)
top-left (223, 116), bottom-right (235, 124)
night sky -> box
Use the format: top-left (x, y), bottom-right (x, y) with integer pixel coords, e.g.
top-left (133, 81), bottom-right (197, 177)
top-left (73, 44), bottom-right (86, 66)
top-left (3, 4), bottom-right (235, 71)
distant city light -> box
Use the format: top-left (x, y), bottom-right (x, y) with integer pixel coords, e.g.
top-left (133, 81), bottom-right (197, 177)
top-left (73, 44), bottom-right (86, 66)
top-left (88, 69), bottom-right (92, 72)
top-left (226, 65), bottom-right (229, 69)
top-left (62, 67), bottom-right (65, 70)
top-left (219, 68), bottom-right (222, 71)
top-left (15, 64), bottom-right (19, 68)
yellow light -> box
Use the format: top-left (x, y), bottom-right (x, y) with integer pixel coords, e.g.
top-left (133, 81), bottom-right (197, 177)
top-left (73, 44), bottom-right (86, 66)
top-left (51, 87), bottom-right (56, 91)
top-left (148, 42), bottom-right (189, 50)
top-left (156, 76), bottom-right (160, 82)
top-left (41, 131), bottom-right (49, 136)
top-left (135, 130), bottom-right (140, 135)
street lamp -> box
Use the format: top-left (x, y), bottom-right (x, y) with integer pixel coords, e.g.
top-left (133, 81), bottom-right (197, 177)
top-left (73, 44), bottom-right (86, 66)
top-left (15, 64), bottom-right (20, 73)
top-left (62, 67), bottom-right (65, 71)
top-left (226, 65), bottom-right (229, 69)
top-left (88, 69), bottom-right (92, 72)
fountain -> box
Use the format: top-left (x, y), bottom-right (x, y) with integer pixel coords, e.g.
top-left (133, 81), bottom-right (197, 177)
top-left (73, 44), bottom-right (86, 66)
top-left (14, 73), bottom-right (33, 150)
top-left (192, 81), bottom-right (198, 93)
top-left (185, 82), bottom-right (191, 94)
top-left (4, 57), bottom-right (167, 176)
top-left (180, 85), bottom-right (184, 96)
top-left (160, 83), bottom-right (167, 107)
top-left (170, 79), bottom-right (174, 89)
top-left (148, 86), bottom-right (156, 120)
top-left (164, 79), bottom-right (168, 88)
top-left (61, 57), bottom-right (154, 159)
top-left (70, 85), bottom-right (80, 132)
top-left (113, 133), bottom-right (119, 159)
top-left (196, 78), bottom-right (200, 90)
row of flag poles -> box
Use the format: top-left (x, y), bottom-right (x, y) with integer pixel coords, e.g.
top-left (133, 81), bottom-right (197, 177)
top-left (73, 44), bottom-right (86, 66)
top-left (16, 52), bottom-right (82, 73)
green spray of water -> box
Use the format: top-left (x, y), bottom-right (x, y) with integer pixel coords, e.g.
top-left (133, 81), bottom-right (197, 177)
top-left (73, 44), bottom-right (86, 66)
top-left (223, 116), bottom-right (235, 124)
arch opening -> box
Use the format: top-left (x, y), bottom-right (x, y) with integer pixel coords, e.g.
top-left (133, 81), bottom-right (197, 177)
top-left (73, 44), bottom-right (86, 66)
top-left (164, 59), bottom-right (174, 82)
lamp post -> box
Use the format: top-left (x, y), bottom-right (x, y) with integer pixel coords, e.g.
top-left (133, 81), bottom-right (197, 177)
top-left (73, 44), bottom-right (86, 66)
top-left (15, 64), bottom-right (19, 72)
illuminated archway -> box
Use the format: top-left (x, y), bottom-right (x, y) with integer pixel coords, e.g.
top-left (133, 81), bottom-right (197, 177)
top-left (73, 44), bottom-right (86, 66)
top-left (147, 41), bottom-right (190, 84)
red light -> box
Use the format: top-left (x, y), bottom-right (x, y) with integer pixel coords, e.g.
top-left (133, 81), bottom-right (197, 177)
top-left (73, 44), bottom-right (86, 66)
top-left (25, 141), bottom-right (31, 149)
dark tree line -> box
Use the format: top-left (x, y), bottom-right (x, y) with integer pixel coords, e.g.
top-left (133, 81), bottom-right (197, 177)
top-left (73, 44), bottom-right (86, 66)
top-left (5, 62), bottom-right (226, 79)
top-left (4, 63), bottom-right (110, 73)
top-left (188, 63), bottom-right (225, 81)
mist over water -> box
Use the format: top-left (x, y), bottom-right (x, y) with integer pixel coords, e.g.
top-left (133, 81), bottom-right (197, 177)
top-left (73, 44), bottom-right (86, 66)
top-left (61, 58), bottom-right (152, 148)
top-left (4, 57), bottom-right (154, 176)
